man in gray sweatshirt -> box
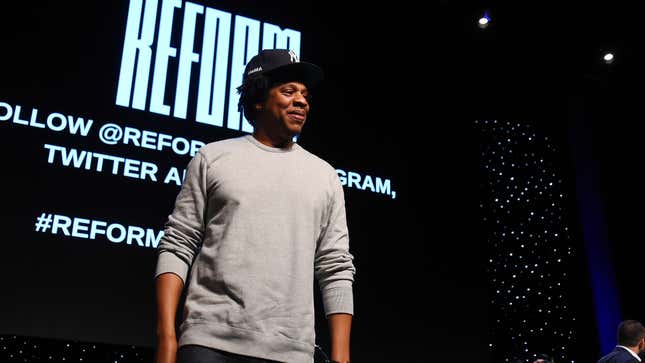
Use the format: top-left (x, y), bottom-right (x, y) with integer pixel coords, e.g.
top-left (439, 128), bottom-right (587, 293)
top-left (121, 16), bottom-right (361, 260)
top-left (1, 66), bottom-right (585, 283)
top-left (154, 49), bottom-right (356, 363)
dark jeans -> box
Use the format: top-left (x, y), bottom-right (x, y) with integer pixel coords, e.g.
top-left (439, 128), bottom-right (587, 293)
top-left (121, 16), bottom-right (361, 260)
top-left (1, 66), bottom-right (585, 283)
top-left (177, 344), bottom-right (282, 363)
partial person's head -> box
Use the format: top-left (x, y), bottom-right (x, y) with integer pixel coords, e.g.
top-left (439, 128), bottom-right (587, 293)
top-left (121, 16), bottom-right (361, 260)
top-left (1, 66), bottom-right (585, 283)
top-left (237, 49), bottom-right (323, 139)
top-left (533, 353), bottom-right (554, 363)
top-left (618, 320), bottom-right (645, 352)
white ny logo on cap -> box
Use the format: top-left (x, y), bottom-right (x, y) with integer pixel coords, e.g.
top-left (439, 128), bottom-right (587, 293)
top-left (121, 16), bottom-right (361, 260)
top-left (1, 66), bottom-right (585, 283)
top-left (288, 50), bottom-right (299, 63)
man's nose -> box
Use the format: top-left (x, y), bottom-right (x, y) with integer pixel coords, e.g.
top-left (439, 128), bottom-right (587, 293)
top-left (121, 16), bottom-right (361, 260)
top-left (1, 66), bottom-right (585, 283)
top-left (293, 92), bottom-right (308, 107)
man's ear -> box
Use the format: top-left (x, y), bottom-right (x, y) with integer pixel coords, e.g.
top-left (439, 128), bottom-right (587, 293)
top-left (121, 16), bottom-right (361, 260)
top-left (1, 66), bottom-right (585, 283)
top-left (638, 338), bottom-right (645, 350)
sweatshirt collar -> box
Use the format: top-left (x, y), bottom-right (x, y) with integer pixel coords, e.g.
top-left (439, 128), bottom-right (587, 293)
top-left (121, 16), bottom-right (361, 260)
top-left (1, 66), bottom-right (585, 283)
top-left (244, 135), bottom-right (300, 153)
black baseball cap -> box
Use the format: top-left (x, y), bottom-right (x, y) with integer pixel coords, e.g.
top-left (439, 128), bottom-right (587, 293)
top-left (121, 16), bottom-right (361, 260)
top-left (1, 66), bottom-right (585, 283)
top-left (241, 49), bottom-right (324, 88)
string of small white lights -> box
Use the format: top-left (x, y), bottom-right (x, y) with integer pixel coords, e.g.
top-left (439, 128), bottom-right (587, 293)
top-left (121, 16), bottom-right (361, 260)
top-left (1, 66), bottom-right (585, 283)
top-left (1, 334), bottom-right (338, 362)
top-left (0, 334), bottom-right (152, 362)
top-left (476, 120), bottom-right (577, 363)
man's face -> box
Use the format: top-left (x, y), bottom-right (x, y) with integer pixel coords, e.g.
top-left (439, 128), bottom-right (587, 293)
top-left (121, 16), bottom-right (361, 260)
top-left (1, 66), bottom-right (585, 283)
top-left (257, 81), bottom-right (310, 138)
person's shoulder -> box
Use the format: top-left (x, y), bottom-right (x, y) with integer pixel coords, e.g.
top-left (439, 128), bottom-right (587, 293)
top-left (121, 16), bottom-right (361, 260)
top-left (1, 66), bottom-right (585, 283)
top-left (201, 135), bottom-right (248, 150)
top-left (597, 347), bottom-right (637, 363)
top-left (197, 136), bottom-right (249, 158)
top-left (296, 144), bottom-right (336, 174)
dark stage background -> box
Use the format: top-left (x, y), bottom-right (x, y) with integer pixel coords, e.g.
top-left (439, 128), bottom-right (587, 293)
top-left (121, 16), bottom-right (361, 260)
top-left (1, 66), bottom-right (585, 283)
top-left (441, 1), bottom-right (644, 361)
top-left (0, 1), bottom-right (490, 362)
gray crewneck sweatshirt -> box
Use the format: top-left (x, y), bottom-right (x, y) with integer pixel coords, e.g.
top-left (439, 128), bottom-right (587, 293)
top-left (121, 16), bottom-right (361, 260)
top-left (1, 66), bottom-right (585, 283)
top-left (155, 135), bottom-right (356, 363)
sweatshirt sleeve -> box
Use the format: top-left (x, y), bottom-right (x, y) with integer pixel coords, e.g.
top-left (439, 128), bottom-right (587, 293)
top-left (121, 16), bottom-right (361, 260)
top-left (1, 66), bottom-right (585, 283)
top-left (314, 170), bottom-right (356, 317)
top-left (154, 151), bottom-right (209, 284)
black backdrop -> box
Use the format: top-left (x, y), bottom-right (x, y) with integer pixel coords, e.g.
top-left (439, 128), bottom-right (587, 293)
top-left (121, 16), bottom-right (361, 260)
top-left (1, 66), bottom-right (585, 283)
top-left (440, 1), bottom-right (643, 360)
top-left (0, 1), bottom-right (490, 361)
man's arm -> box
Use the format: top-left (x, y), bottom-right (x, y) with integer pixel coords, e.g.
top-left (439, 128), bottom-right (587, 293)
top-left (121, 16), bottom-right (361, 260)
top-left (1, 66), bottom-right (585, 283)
top-left (328, 313), bottom-right (352, 363)
top-left (315, 171), bottom-right (356, 363)
top-left (154, 273), bottom-right (184, 363)
top-left (154, 152), bottom-right (208, 362)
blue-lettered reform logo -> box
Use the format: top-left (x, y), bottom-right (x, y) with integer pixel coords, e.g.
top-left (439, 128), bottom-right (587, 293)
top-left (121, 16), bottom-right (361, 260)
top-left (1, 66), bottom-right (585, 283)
top-left (115, 0), bottom-right (301, 133)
